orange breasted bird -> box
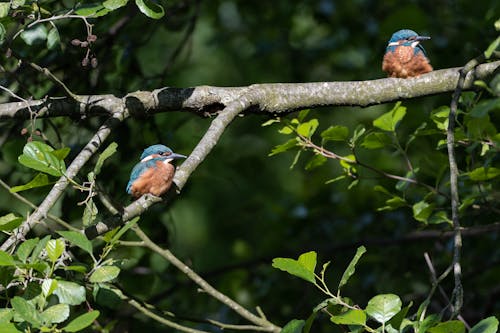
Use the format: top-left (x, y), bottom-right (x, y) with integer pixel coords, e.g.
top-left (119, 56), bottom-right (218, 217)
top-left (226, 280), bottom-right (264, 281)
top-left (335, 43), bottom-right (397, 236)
top-left (126, 144), bottom-right (186, 198)
top-left (382, 29), bottom-right (433, 78)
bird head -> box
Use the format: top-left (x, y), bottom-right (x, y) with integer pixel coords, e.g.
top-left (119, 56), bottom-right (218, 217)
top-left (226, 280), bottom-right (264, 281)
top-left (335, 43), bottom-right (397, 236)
top-left (139, 144), bottom-right (187, 162)
top-left (386, 29), bottom-right (430, 56)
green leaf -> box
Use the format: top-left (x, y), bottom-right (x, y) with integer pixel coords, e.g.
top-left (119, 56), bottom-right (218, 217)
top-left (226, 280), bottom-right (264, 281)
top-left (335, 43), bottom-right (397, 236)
top-left (0, 323), bottom-right (22, 333)
top-left (428, 320), bottom-right (465, 333)
top-left (377, 196), bottom-right (407, 211)
top-left (89, 266), bottom-right (120, 283)
top-left (330, 309), bottom-right (366, 325)
top-left (75, 3), bottom-right (110, 17)
top-left (135, 0), bottom-right (165, 19)
top-left (46, 27), bottom-right (60, 50)
top-left (305, 154), bottom-right (327, 170)
top-left (51, 147), bottom-right (70, 160)
top-left (272, 252), bottom-right (317, 283)
top-left (16, 238), bottom-right (39, 263)
top-left (338, 246), bottom-right (366, 290)
top-left (0, 308), bottom-right (14, 323)
top-left (82, 199), bottom-right (98, 227)
top-left (261, 118), bottom-right (280, 127)
top-left (419, 314), bottom-right (442, 333)
top-left (280, 319), bottom-right (305, 333)
top-left (278, 126), bottom-right (294, 135)
top-left (468, 167), bottom-right (500, 181)
top-left (0, 213), bottom-right (23, 231)
top-left (30, 235), bottom-right (50, 261)
top-left (11, 296), bottom-right (42, 327)
top-left (109, 217), bottom-right (140, 244)
top-left (0, 3), bottom-right (9, 18)
top-left (53, 280), bottom-right (86, 305)
top-left (0, 251), bottom-right (15, 266)
top-left (18, 142), bottom-right (66, 177)
top-left (40, 303), bottom-right (69, 325)
top-left (350, 125), bottom-right (366, 145)
top-left (321, 125), bottom-right (349, 142)
top-left (94, 142), bottom-right (118, 175)
top-left (20, 24), bottom-right (48, 45)
top-left (373, 102), bottom-right (407, 132)
top-left (412, 200), bottom-right (434, 224)
top-left (57, 231), bottom-right (93, 256)
top-left (63, 310), bottom-right (100, 332)
top-left (297, 251), bottom-right (317, 273)
top-left (303, 312), bottom-right (317, 333)
top-left (388, 302), bottom-right (412, 330)
top-left (0, 23), bottom-right (5, 45)
top-left (45, 239), bottom-right (65, 263)
top-left (42, 279), bottom-right (58, 298)
top-left (365, 294), bottom-right (402, 324)
top-left (297, 119), bottom-right (319, 138)
top-left (297, 109), bottom-right (310, 122)
top-left (269, 139), bottom-right (298, 156)
top-left (469, 99), bottom-right (500, 118)
top-left (431, 106), bottom-right (450, 131)
top-left (470, 316), bottom-right (499, 333)
top-left (484, 36), bottom-right (500, 59)
top-left (10, 173), bottom-right (52, 193)
top-left (103, 0), bottom-right (129, 10)
top-left (361, 132), bottom-right (392, 149)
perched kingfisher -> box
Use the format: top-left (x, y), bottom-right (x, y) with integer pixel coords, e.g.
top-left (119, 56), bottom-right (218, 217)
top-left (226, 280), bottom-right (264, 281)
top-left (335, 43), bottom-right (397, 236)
top-left (126, 144), bottom-right (187, 198)
top-left (382, 29), bottom-right (433, 78)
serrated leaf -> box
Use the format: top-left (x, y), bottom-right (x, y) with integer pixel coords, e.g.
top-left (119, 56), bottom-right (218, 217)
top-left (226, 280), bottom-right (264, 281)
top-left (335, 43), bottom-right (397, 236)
top-left (0, 251), bottom-right (15, 266)
top-left (103, 0), bottom-right (129, 10)
top-left (280, 319), bottom-right (305, 333)
top-left (0, 213), bottom-right (23, 231)
top-left (338, 246), bottom-right (366, 290)
top-left (321, 125), bottom-right (349, 142)
top-left (53, 280), bottom-right (86, 305)
top-left (269, 138), bottom-right (298, 156)
top-left (40, 303), bottom-right (69, 325)
top-left (63, 310), bottom-right (100, 332)
top-left (428, 320), bottom-right (465, 333)
top-left (272, 256), bottom-right (316, 283)
top-left (374, 102), bottom-right (406, 132)
top-left (45, 239), bottom-right (65, 263)
top-left (470, 316), bottom-right (499, 333)
top-left (330, 309), bottom-right (366, 325)
top-left (135, 0), bottom-right (165, 19)
top-left (10, 173), bottom-right (52, 193)
top-left (11, 296), bottom-right (42, 327)
top-left (57, 230), bottom-right (93, 256)
top-left (89, 266), bottom-right (120, 283)
top-left (366, 294), bottom-right (402, 324)
top-left (18, 142), bottom-right (66, 177)
top-left (16, 238), bottom-right (39, 263)
top-left (468, 167), bottom-right (500, 181)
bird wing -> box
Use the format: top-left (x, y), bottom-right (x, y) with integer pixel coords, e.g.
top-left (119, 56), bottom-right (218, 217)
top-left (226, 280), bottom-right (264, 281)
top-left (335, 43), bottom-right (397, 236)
top-left (126, 159), bottom-right (162, 194)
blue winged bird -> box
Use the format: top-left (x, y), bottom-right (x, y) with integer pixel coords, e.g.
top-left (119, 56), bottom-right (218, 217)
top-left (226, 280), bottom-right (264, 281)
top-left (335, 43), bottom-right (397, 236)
top-left (126, 144), bottom-right (186, 198)
top-left (382, 29), bottom-right (433, 78)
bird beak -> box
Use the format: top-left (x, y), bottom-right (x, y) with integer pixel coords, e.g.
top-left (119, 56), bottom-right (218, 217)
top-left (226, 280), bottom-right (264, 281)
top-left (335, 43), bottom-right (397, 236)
top-left (416, 35), bottom-right (431, 41)
top-left (171, 153), bottom-right (187, 160)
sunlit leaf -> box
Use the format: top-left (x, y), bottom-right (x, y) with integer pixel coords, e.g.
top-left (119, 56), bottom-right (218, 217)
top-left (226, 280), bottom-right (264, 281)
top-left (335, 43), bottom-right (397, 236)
top-left (468, 167), bottom-right (500, 181)
top-left (21, 25), bottom-right (47, 45)
top-left (0, 3), bottom-right (9, 18)
top-left (272, 252), bottom-right (317, 283)
top-left (11, 296), bottom-right (42, 328)
top-left (53, 280), bottom-right (86, 305)
top-left (373, 102), bottom-right (407, 132)
top-left (45, 238), bottom-right (65, 263)
top-left (470, 316), bottom-right (499, 333)
top-left (365, 294), bottom-right (402, 324)
top-left (297, 251), bottom-right (317, 273)
top-left (16, 238), bottom-right (39, 263)
top-left (321, 125), bottom-right (349, 142)
top-left (89, 266), bottom-right (120, 283)
top-left (135, 0), bottom-right (165, 19)
top-left (0, 251), bottom-right (15, 266)
top-left (297, 119), bottom-right (319, 138)
top-left (0, 308), bottom-right (14, 323)
top-left (57, 230), bottom-right (93, 256)
top-left (361, 131), bottom-right (392, 149)
top-left (82, 199), bottom-right (98, 227)
top-left (0, 213), bottom-right (23, 231)
top-left (40, 303), bottom-right (69, 325)
top-left (330, 309), bottom-right (366, 325)
top-left (95, 142), bottom-right (118, 175)
top-left (103, 0), bottom-right (129, 10)
top-left (10, 173), bottom-right (52, 193)
top-left (484, 36), bottom-right (500, 59)
top-left (41, 279), bottom-right (58, 298)
top-left (412, 200), bottom-right (434, 224)
top-left (63, 310), bottom-right (100, 332)
top-left (46, 27), bottom-right (60, 50)
top-left (338, 246), bottom-right (366, 290)
top-left (18, 142), bottom-right (66, 177)
top-left (280, 319), bottom-right (305, 333)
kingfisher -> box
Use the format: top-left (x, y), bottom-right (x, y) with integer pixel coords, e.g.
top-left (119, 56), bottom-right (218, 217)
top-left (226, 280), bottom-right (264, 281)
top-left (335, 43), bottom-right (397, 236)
top-left (382, 29), bottom-right (433, 78)
top-left (126, 144), bottom-right (187, 198)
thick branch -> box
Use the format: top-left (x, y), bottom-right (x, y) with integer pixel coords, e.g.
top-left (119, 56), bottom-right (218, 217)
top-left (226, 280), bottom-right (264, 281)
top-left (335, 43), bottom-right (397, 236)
top-left (1, 61), bottom-right (499, 120)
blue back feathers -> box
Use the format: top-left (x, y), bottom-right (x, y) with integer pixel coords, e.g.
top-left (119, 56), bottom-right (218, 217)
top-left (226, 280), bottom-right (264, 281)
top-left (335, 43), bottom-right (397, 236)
top-left (140, 144), bottom-right (172, 160)
top-left (386, 29), bottom-right (429, 57)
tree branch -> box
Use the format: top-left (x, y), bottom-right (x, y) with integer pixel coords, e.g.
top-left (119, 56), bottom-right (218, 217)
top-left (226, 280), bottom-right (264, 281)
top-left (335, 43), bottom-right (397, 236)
top-left (1, 61), bottom-right (499, 120)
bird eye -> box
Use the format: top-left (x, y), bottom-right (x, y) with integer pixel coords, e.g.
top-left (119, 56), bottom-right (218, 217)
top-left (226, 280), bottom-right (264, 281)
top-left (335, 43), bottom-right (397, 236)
top-left (160, 151), bottom-right (171, 156)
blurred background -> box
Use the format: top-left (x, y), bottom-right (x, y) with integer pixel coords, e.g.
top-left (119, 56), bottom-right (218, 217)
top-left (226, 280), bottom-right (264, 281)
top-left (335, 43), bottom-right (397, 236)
top-left (1, 0), bottom-right (499, 331)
